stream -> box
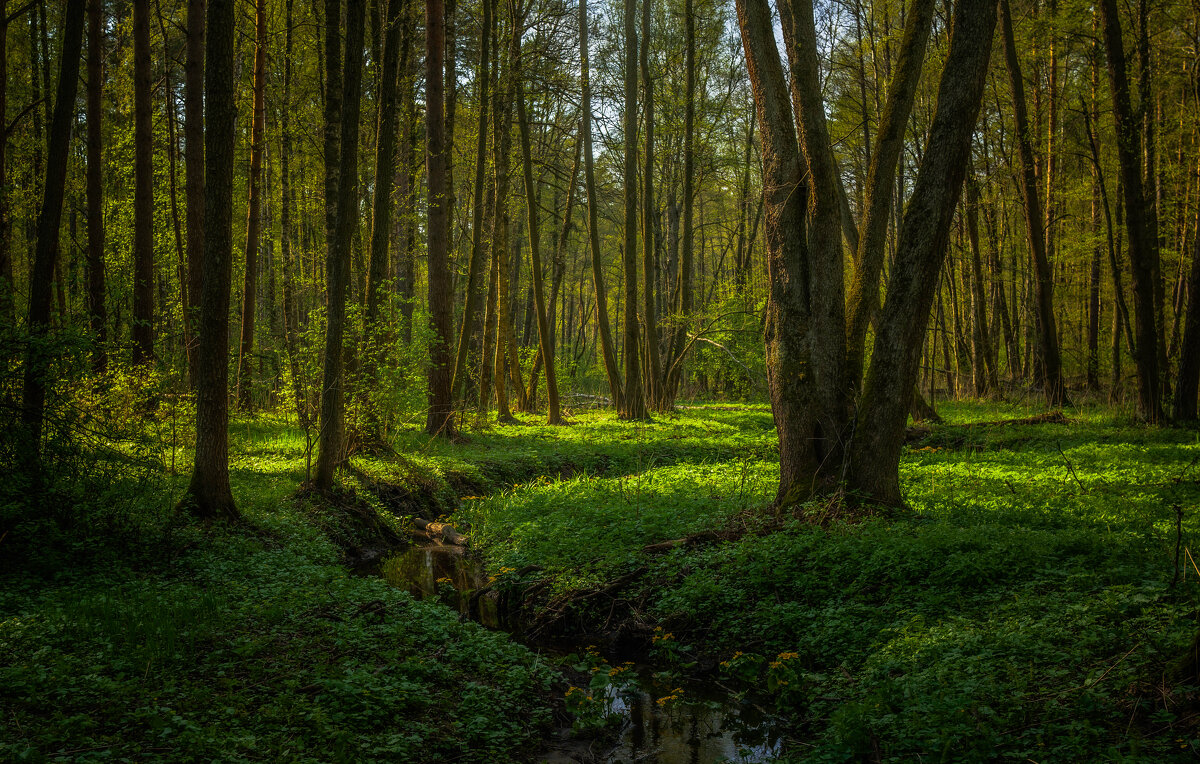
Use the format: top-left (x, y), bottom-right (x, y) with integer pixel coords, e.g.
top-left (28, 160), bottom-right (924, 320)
top-left (366, 545), bottom-right (788, 763)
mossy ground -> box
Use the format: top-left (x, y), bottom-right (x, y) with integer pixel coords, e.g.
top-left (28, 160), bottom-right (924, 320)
top-left (3, 401), bottom-right (1200, 762)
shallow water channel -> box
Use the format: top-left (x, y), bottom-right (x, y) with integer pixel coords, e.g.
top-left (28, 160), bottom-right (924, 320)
top-left (368, 545), bottom-right (787, 763)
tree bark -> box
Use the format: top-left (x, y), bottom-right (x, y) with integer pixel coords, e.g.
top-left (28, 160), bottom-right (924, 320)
top-left (184, 0), bottom-right (239, 519)
top-left (315, 0), bottom-right (365, 488)
top-left (619, 0), bottom-right (646, 420)
top-left (184, 0), bottom-right (205, 383)
top-left (640, 0), bottom-right (662, 410)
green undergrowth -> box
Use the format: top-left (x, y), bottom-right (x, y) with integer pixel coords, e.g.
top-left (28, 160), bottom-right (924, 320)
top-left (459, 401), bottom-right (1200, 762)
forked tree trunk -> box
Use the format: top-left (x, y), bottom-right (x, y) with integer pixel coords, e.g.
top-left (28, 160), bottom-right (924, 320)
top-left (184, 0), bottom-right (239, 519)
top-left (846, 0), bottom-right (998, 505)
top-left (314, 0), bottom-right (365, 489)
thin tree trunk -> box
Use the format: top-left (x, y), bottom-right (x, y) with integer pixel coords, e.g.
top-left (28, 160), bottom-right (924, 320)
top-left (581, 0), bottom-right (622, 411)
top-left (451, 0), bottom-right (491, 404)
top-left (279, 0), bottom-right (308, 431)
top-left (315, 0), bottom-right (365, 488)
top-left (966, 177), bottom-right (996, 395)
top-left (236, 0), bottom-right (267, 409)
top-left (1099, 0), bottom-right (1164, 422)
top-left (620, 0), bottom-right (645, 420)
top-left (641, 0), bottom-right (662, 410)
top-left (999, 0), bottom-right (1066, 406)
top-left (86, 0), bottom-right (106, 373)
top-left (184, 0), bottom-right (204, 383)
top-left (132, 0), bottom-right (155, 365)
top-left (425, 0), bottom-right (456, 436)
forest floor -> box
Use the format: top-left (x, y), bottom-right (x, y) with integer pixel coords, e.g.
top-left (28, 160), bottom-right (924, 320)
top-left (3, 400), bottom-right (1200, 762)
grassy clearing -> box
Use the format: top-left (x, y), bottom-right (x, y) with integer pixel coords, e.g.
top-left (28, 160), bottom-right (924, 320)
top-left (457, 403), bottom-right (1200, 762)
top-left (5, 401), bottom-right (1200, 762)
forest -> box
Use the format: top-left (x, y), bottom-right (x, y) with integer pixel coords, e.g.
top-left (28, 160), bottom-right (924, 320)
top-left (4, 0), bottom-right (1200, 757)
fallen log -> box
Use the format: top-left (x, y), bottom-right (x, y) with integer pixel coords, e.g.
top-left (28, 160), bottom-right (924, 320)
top-left (413, 518), bottom-right (468, 546)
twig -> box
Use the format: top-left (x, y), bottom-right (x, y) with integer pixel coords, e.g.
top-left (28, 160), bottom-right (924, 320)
top-left (1056, 441), bottom-right (1085, 492)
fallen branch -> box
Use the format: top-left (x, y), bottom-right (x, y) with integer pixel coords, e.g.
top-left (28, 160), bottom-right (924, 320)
top-left (413, 518), bottom-right (468, 546)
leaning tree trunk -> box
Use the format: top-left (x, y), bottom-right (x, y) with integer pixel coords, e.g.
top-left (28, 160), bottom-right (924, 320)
top-left (183, 0), bottom-right (239, 519)
top-left (235, 0), bottom-right (267, 409)
top-left (132, 0), bottom-right (155, 366)
top-left (314, 0), bottom-right (365, 489)
top-left (425, 0), bottom-right (456, 437)
top-left (845, 0), bottom-right (999, 507)
top-left (515, 55), bottom-right (563, 424)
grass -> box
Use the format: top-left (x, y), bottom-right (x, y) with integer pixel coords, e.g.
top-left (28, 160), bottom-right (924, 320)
top-left (3, 400), bottom-right (1200, 762)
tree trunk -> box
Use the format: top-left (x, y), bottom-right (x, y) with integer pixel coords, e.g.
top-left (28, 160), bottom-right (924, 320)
top-left (640, 0), bottom-right (662, 410)
top-left (664, 0), bottom-right (694, 404)
top-left (86, 0), bottom-right (106, 373)
top-left (236, 0), bottom-right (267, 409)
top-left (132, 0), bottom-right (155, 366)
top-left (184, 0), bottom-right (239, 519)
top-left (184, 0), bottom-right (205, 383)
top-left (966, 177), bottom-right (996, 395)
top-left (619, 0), bottom-right (646, 420)
top-left (999, 0), bottom-right (1066, 406)
top-left (846, 0), bottom-right (998, 505)
top-left (451, 0), bottom-right (492, 405)
top-left (425, 0), bottom-right (456, 437)
top-left (21, 0), bottom-right (84, 464)
top-left (1098, 0), bottom-right (1164, 422)
top-left (1174, 187), bottom-right (1200, 420)
top-left (315, 0), bottom-right (365, 489)
top-left (581, 0), bottom-right (623, 411)
top-left (279, 0), bottom-right (308, 431)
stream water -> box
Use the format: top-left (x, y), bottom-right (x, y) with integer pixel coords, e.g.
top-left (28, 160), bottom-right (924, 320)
top-left (369, 545), bottom-right (788, 763)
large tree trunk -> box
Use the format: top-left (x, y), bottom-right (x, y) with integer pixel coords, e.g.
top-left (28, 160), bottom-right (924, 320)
top-left (425, 0), bottom-right (456, 437)
top-left (184, 0), bottom-right (205, 383)
top-left (581, 0), bottom-right (622, 411)
top-left (236, 0), bottom-right (267, 409)
top-left (183, 0), bottom-right (239, 519)
top-left (132, 0), bottom-right (155, 366)
top-left (21, 0), bottom-right (85, 462)
top-left (734, 0), bottom-right (815, 506)
top-left (619, 0), bottom-right (646, 420)
top-left (451, 0), bottom-right (492, 405)
top-left (315, 0), bottom-right (365, 489)
top-left (1098, 0), bottom-right (1164, 422)
top-left (999, 0), bottom-right (1066, 407)
top-left (845, 0), bottom-right (998, 506)
top-left (86, 0), bottom-right (106, 374)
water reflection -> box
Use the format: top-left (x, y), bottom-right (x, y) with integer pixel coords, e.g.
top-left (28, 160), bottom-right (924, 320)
top-left (372, 545), bottom-right (787, 763)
